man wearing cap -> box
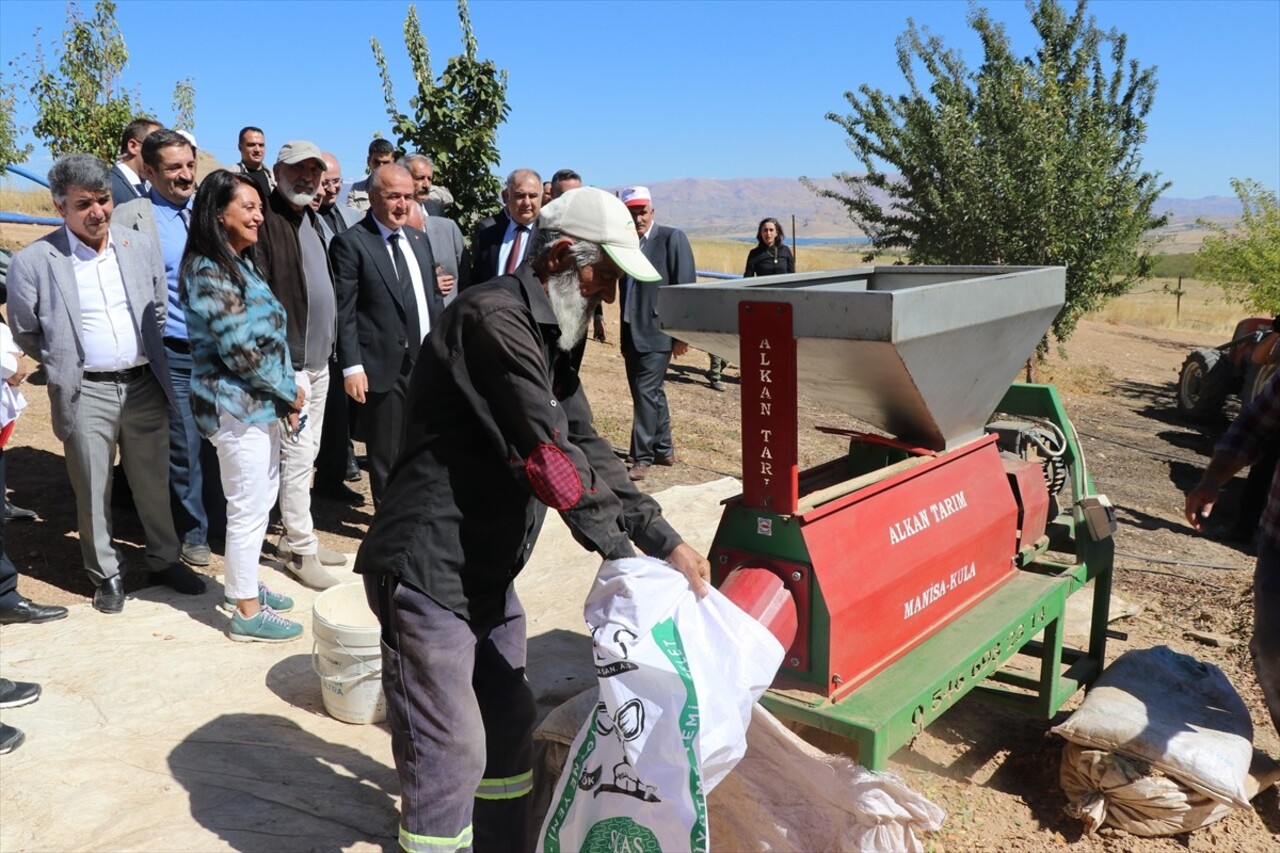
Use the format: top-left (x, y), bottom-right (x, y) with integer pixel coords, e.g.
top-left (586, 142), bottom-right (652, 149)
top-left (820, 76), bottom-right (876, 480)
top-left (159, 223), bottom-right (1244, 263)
top-left (253, 141), bottom-right (343, 590)
top-left (355, 186), bottom-right (710, 853)
top-left (618, 185), bottom-right (695, 481)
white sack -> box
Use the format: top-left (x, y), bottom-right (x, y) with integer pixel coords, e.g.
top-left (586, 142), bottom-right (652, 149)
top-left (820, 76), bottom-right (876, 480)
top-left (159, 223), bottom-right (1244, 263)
top-left (1052, 646), bottom-right (1254, 812)
top-left (537, 556), bottom-right (784, 852)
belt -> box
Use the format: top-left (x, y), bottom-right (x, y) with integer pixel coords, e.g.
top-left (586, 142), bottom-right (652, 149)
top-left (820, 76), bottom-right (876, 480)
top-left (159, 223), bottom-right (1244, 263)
top-left (83, 364), bottom-right (150, 384)
top-left (163, 337), bottom-right (191, 354)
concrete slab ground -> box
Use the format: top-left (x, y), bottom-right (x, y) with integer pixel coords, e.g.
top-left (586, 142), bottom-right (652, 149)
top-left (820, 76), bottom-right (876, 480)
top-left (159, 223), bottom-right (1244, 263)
top-left (0, 479), bottom-right (740, 852)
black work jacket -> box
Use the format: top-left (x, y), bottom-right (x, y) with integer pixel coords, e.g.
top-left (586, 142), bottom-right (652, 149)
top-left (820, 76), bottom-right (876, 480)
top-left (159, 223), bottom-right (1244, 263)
top-left (355, 265), bottom-right (682, 624)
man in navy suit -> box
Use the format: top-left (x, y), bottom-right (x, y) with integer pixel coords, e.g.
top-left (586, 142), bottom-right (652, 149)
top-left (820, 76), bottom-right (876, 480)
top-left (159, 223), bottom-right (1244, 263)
top-left (470, 169), bottom-right (542, 281)
top-left (332, 164), bottom-right (444, 506)
top-left (109, 117), bottom-right (161, 207)
top-left (618, 186), bottom-right (696, 481)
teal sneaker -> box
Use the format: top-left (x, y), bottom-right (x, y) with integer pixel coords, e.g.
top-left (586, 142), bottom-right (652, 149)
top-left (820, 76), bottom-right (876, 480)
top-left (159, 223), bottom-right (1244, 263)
top-left (228, 606), bottom-right (303, 643)
top-left (220, 582), bottom-right (294, 614)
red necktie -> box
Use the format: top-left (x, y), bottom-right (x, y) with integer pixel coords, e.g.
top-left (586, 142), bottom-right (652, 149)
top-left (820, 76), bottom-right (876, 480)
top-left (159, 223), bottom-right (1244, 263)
top-left (505, 226), bottom-right (527, 275)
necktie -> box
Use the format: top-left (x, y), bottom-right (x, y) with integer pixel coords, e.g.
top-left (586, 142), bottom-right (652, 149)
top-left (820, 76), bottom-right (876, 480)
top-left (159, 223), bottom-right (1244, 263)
top-left (505, 225), bottom-right (527, 275)
top-left (178, 208), bottom-right (191, 230)
top-left (389, 234), bottom-right (422, 354)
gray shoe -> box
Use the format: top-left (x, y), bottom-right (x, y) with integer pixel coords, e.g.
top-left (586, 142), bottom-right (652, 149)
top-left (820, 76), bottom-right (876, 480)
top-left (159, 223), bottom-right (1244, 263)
top-left (286, 553), bottom-right (341, 590)
top-left (274, 535), bottom-right (347, 567)
top-left (181, 542), bottom-right (211, 567)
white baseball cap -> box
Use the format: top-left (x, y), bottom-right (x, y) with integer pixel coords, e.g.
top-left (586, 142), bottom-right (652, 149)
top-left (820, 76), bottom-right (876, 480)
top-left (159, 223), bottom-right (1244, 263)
top-left (620, 185), bottom-right (652, 208)
top-left (538, 187), bottom-right (660, 282)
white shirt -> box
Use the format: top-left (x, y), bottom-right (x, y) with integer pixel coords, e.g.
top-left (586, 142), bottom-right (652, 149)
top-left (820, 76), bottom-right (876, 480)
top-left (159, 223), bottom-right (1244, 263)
top-left (497, 217), bottom-right (532, 276)
top-left (116, 161), bottom-right (146, 196)
top-left (344, 220), bottom-right (431, 378)
top-left (67, 226), bottom-right (146, 371)
top-left (0, 323), bottom-right (28, 429)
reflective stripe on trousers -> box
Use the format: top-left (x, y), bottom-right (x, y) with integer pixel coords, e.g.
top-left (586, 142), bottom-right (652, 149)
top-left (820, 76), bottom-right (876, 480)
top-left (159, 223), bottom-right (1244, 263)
top-left (400, 824), bottom-right (474, 853)
top-left (475, 770), bottom-right (533, 801)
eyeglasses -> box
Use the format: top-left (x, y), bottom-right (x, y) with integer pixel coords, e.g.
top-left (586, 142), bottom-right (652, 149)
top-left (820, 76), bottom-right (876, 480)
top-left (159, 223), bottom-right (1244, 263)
top-left (321, 178), bottom-right (343, 188)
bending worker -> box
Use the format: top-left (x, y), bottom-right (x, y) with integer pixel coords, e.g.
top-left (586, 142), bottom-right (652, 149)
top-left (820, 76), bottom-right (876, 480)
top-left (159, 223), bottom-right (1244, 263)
top-left (355, 186), bottom-right (710, 853)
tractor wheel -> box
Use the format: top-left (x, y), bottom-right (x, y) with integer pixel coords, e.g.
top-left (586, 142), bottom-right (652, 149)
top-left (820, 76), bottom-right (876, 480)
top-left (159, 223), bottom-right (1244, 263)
top-left (1177, 349), bottom-right (1231, 420)
top-left (1243, 360), bottom-right (1278, 406)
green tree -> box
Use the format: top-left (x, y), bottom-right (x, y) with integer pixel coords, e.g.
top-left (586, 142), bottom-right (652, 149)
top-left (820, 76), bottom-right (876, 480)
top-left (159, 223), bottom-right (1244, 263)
top-left (1196, 179), bottom-right (1280, 312)
top-left (172, 77), bottom-right (197, 133)
top-left (371, 0), bottom-right (509, 232)
top-left (0, 73), bottom-right (33, 170)
top-left (804, 0), bottom-right (1168, 348)
top-left (16, 0), bottom-right (142, 164)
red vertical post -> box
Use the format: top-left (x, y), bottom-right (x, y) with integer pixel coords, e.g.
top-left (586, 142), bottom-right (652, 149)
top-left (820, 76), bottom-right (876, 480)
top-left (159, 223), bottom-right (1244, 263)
top-left (739, 301), bottom-right (798, 513)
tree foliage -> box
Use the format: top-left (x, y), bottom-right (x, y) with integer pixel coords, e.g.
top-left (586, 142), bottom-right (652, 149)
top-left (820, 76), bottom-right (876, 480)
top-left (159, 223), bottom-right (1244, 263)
top-left (372, 0), bottom-right (509, 232)
top-left (1196, 179), bottom-right (1280, 312)
top-left (16, 0), bottom-right (142, 164)
top-left (0, 73), bottom-right (33, 171)
top-left (804, 0), bottom-right (1169, 346)
top-left (172, 77), bottom-right (197, 133)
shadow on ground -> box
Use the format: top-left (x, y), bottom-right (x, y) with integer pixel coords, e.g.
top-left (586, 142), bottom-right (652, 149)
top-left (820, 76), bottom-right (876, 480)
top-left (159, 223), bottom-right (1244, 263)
top-left (168, 712), bottom-right (398, 852)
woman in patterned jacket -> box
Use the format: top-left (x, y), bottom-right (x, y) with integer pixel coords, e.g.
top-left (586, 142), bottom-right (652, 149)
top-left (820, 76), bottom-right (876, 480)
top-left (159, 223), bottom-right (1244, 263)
top-left (180, 170), bottom-right (306, 643)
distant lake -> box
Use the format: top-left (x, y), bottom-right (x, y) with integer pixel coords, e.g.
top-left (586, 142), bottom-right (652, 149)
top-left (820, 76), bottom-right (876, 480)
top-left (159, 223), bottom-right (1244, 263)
top-left (730, 236), bottom-right (871, 247)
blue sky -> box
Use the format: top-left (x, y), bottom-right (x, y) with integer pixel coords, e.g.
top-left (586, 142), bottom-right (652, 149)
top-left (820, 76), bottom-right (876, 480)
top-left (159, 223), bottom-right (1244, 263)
top-left (1, 0), bottom-right (1276, 199)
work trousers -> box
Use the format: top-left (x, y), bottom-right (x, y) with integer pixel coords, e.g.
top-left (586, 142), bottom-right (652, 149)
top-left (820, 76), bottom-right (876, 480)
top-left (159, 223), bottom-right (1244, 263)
top-left (1254, 539), bottom-right (1280, 737)
top-left (210, 415), bottom-right (280, 602)
top-left (279, 367), bottom-right (328, 556)
top-left (63, 371), bottom-right (179, 583)
top-left (621, 323), bottom-right (675, 466)
top-left (365, 575), bottom-right (536, 853)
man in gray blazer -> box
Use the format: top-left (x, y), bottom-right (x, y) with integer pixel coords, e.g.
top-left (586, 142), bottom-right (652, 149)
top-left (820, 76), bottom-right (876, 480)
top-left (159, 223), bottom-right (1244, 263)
top-left (618, 185), bottom-right (695, 481)
top-left (6, 154), bottom-right (206, 613)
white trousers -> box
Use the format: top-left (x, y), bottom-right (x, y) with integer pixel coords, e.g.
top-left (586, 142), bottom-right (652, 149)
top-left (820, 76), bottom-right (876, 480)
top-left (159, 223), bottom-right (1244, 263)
top-left (279, 367), bottom-right (328, 556)
top-left (211, 414), bottom-right (280, 601)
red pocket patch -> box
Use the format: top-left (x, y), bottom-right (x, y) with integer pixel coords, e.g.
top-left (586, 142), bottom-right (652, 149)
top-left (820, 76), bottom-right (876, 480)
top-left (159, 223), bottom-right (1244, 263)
top-left (526, 444), bottom-right (583, 510)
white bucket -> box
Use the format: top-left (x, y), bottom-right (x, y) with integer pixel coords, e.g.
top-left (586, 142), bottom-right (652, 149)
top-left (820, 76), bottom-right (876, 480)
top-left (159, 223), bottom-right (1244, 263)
top-left (312, 582), bottom-right (386, 725)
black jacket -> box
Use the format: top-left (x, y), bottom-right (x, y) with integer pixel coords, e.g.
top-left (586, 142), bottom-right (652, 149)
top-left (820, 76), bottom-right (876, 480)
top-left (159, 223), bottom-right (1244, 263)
top-left (743, 243), bottom-right (795, 278)
top-left (252, 189), bottom-right (333, 370)
top-left (354, 266), bottom-right (682, 624)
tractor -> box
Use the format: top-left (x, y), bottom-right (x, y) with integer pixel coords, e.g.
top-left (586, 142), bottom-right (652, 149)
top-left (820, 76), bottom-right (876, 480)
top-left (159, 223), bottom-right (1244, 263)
top-left (1177, 316), bottom-right (1280, 420)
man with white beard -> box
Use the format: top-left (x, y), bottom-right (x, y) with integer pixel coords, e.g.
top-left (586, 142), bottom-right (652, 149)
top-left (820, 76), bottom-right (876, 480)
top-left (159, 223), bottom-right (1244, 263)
top-left (354, 187), bottom-right (711, 853)
top-left (251, 141), bottom-right (343, 590)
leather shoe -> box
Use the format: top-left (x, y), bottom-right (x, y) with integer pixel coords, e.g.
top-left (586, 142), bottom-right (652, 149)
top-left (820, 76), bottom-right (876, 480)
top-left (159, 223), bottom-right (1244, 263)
top-left (150, 562), bottom-right (207, 595)
top-left (0, 597), bottom-right (69, 625)
top-left (629, 462), bottom-right (652, 482)
top-left (314, 482), bottom-right (366, 506)
top-left (4, 501), bottom-right (37, 522)
top-left (656, 454), bottom-right (677, 467)
top-left (93, 575), bottom-right (125, 614)
top-left (181, 542), bottom-right (211, 567)
top-left (344, 458), bottom-right (361, 482)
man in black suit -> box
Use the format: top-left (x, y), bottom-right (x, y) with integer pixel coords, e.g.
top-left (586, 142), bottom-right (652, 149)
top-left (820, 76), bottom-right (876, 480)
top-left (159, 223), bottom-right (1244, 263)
top-left (470, 168), bottom-right (542, 282)
top-left (109, 117), bottom-right (161, 207)
top-left (618, 185), bottom-right (696, 481)
top-left (332, 164), bottom-right (444, 506)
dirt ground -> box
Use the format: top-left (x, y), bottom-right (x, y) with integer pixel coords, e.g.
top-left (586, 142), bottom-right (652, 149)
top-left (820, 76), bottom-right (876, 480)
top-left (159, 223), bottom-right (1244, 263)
top-left (2, 300), bottom-right (1278, 849)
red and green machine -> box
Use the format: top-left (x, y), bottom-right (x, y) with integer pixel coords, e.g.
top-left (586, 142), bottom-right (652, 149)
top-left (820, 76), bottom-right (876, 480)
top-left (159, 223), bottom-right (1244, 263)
top-left (659, 265), bottom-right (1115, 770)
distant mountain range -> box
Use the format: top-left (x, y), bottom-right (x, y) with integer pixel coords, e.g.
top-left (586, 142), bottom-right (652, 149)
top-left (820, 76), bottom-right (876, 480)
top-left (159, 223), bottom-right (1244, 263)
top-left (629, 176), bottom-right (1242, 239)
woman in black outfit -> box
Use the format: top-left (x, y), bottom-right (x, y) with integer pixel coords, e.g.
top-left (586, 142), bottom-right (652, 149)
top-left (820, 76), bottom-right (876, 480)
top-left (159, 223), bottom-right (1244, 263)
top-left (708, 218), bottom-right (797, 390)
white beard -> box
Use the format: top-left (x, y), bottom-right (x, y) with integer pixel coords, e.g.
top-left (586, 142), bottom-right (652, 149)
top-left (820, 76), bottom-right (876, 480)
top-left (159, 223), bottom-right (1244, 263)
top-left (282, 183), bottom-right (316, 208)
top-left (546, 268), bottom-right (594, 352)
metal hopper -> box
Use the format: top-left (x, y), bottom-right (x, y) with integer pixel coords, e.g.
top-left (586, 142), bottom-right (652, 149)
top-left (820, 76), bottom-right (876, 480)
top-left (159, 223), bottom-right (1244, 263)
top-left (658, 265), bottom-right (1065, 450)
